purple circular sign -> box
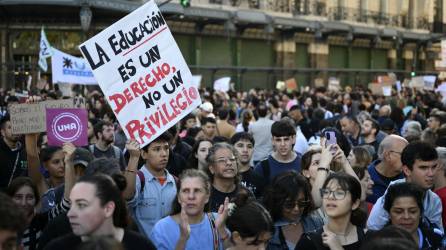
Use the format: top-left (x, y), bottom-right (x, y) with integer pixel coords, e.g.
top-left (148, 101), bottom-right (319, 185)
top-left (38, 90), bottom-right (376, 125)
top-left (50, 112), bottom-right (83, 142)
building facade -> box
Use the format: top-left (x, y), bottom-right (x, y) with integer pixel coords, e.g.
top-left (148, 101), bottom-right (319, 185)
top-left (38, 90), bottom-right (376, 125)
top-left (0, 0), bottom-right (445, 90)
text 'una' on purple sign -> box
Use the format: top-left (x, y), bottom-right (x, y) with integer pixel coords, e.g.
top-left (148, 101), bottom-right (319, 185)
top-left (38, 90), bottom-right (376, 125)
top-left (46, 108), bottom-right (88, 147)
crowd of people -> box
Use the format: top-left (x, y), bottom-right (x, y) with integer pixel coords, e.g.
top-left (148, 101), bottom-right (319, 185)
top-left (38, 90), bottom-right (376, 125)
top-left (1, 81), bottom-right (446, 250)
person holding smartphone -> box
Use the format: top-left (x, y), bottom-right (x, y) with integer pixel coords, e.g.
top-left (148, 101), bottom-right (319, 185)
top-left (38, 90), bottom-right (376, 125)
top-left (311, 128), bottom-right (360, 209)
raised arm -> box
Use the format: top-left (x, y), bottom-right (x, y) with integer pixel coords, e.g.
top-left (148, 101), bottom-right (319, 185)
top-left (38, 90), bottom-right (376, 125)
top-left (62, 143), bottom-right (76, 201)
top-left (25, 133), bottom-right (47, 196)
top-left (311, 139), bottom-right (334, 208)
top-left (122, 139), bottom-right (140, 200)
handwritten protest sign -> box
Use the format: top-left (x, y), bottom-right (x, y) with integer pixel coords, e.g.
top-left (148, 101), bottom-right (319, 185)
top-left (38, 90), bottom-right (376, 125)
top-left (79, 1), bottom-right (201, 147)
top-left (46, 108), bottom-right (88, 146)
top-left (9, 99), bottom-right (83, 134)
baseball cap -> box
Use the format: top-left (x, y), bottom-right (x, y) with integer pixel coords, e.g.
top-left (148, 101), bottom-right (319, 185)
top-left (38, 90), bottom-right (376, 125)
top-left (73, 148), bottom-right (94, 167)
top-left (200, 102), bottom-right (213, 113)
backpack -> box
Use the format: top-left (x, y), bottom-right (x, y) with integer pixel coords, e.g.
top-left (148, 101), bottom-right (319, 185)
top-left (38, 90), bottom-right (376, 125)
top-left (89, 144), bottom-right (121, 159)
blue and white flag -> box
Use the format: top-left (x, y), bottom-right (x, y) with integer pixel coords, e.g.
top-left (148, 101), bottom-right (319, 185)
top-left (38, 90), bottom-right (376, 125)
top-left (51, 48), bottom-right (97, 85)
top-left (38, 27), bottom-right (53, 72)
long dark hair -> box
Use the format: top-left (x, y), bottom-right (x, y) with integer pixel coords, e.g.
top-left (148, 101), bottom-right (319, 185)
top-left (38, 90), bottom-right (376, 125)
top-left (76, 174), bottom-right (128, 228)
top-left (186, 138), bottom-right (213, 169)
top-left (322, 173), bottom-right (366, 227)
top-left (7, 177), bottom-right (40, 205)
top-left (170, 169), bottom-right (211, 215)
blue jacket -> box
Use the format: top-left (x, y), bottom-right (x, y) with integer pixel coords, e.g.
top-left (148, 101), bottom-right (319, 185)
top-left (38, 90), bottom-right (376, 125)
top-left (366, 160), bottom-right (404, 204)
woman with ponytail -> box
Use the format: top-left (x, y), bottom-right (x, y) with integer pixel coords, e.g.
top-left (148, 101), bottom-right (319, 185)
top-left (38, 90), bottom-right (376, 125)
top-left (44, 174), bottom-right (155, 250)
top-left (295, 173), bottom-right (367, 250)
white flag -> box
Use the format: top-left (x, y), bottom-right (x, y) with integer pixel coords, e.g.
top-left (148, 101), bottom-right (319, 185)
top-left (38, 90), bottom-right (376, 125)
top-left (38, 27), bottom-right (53, 72)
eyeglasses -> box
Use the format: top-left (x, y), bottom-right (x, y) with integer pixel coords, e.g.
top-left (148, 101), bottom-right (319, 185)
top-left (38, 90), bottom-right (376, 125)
top-left (389, 150), bottom-right (402, 155)
top-left (283, 200), bottom-right (310, 209)
top-left (214, 157), bottom-right (237, 165)
top-left (320, 189), bottom-right (347, 200)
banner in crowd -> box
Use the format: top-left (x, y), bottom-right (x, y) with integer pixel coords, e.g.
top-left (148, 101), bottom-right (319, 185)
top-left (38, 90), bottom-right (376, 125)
top-left (79, 0), bottom-right (201, 147)
top-left (38, 27), bottom-right (53, 72)
top-left (46, 108), bottom-right (88, 146)
top-left (9, 99), bottom-right (79, 134)
top-left (51, 48), bottom-right (97, 85)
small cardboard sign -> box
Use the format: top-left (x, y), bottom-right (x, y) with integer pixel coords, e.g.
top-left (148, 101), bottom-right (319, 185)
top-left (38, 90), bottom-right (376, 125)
top-left (285, 78), bottom-right (297, 91)
top-left (369, 83), bottom-right (383, 95)
top-left (9, 99), bottom-right (84, 134)
top-left (314, 78), bottom-right (325, 88)
top-left (46, 108), bottom-right (88, 146)
top-left (276, 81), bottom-right (285, 90)
top-left (382, 86), bottom-right (392, 96)
top-left (213, 77), bottom-right (230, 92)
top-left (328, 77), bottom-right (340, 91)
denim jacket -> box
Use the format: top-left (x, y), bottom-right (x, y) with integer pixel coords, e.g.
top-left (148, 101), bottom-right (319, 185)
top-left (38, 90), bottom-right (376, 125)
top-left (267, 212), bottom-right (324, 250)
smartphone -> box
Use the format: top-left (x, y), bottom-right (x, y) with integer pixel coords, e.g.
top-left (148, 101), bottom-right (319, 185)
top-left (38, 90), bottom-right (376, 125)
top-left (325, 131), bottom-right (337, 147)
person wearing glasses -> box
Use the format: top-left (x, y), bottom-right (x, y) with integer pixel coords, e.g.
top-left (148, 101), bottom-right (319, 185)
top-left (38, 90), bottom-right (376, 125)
top-left (366, 134), bottom-right (408, 204)
top-left (295, 172), bottom-right (366, 250)
top-left (263, 171), bottom-right (324, 250)
top-left (206, 143), bottom-right (241, 212)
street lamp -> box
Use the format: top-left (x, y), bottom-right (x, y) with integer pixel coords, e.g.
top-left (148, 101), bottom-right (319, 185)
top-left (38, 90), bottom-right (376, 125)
top-left (80, 5), bottom-right (92, 32)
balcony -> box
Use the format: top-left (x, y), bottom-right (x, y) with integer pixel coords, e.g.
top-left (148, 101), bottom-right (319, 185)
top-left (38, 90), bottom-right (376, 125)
top-left (328, 7), bottom-right (360, 22)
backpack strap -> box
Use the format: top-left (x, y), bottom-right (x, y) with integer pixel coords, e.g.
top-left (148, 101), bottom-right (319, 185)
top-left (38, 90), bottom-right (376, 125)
top-left (136, 170), bottom-right (145, 194)
top-left (112, 146), bottom-right (121, 160)
top-left (261, 159), bottom-right (270, 181)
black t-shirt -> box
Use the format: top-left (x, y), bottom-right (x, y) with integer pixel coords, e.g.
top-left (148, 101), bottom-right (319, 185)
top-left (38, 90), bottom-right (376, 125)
top-left (295, 226), bottom-right (364, 250)
top-left (43, 230), bottom-right (155, 250)
top-left (209, 185), bottom-right (238, 212)
top-left (240, 168), bottom-right (266, 198)
top-left (0, 139), bottom-right (27, 190)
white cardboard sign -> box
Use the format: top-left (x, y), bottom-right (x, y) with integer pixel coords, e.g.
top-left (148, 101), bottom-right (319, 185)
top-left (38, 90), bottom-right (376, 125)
top-left (79, 0), bottom-right (201, 147)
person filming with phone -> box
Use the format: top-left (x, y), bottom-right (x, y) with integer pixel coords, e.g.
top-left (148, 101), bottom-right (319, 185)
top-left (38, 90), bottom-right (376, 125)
top-left (311, 128), bottom-right (360, 209)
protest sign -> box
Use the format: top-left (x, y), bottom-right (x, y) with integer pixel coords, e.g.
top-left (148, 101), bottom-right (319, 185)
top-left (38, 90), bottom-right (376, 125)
top-left (213, 77), bottom-right (230, 92)
top-left (382, 86), bottom-right (392, 96)
top-left (276, 81), bottom-right (285, 90)
top-left (437, 82), bottom-right (446, 98)
top-left (328, 77), bottom-right (340, 92)
top-left (368, 83), bottom-right (383, 96)
top-left (79, 1), bottom-right (201, 148)
top-left (52, 48), bottom-right (97, 85)
top-left (191, 75), bottom-right (202, 89)
top-left (46, 108), bottom-right (88, 146)
top-left (423, 75), bottom-right (436, 90)
top-left (9, 99), bottom-right (81, 134)
top-left (396, 81), bottom-right (402, 93)
top-left (285, 78), bottom-right (297, 92)
top-left (410, 76), bottom-right (425, 89)
top-left (314, 78), bottom-right (324, 88)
